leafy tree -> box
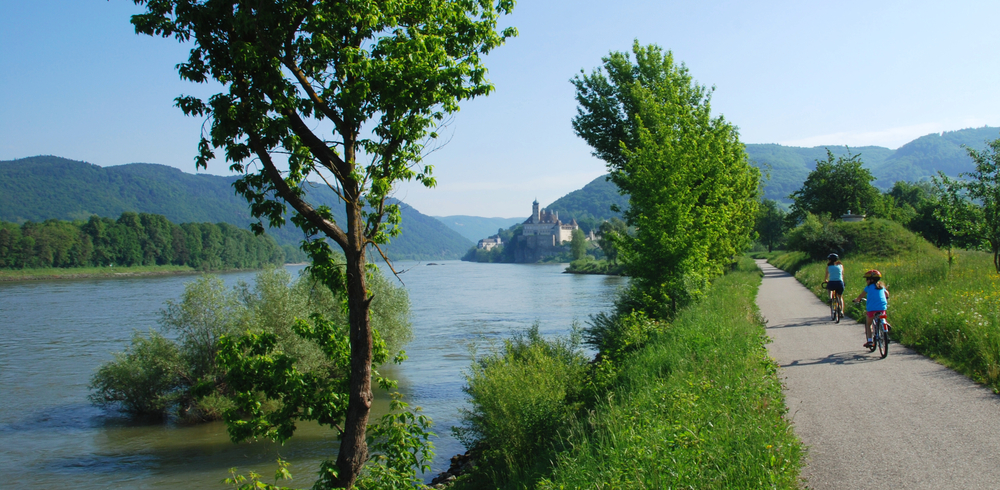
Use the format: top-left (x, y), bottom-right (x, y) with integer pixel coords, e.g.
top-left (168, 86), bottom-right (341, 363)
top-left (789, 149), bottom-right (885, 221)
top-left (755, 199), bottom-right (787, 252)
top-left (570, 229), bottom-right (587, 261)
top-left (597, 217), bottom-right (626, 264)
top-left (936, 135), bottom-right (1000, 272)
top-left (572, 41), bottom-right (760, 316)
top-left (131, 4), bottom-right (513, 482)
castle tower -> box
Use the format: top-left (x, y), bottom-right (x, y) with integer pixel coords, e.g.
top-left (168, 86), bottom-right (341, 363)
top-left (532, 199), bottom-right (540, 223)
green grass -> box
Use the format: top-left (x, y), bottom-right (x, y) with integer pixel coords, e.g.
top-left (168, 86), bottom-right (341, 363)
top-left (0, 264), bottom-right (198, 281)
top-left (536, 258), bottom-right (801, 489)
top-left (565, 258), bottom-right (626, 275)
top-left (771, 248), bottom-right (1000, 391)
top-left (456, 258), bottom-right (803, 489)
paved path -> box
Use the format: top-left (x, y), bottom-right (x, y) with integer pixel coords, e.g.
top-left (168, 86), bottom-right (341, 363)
top-left (756, 260), bottom-right (1000, 489)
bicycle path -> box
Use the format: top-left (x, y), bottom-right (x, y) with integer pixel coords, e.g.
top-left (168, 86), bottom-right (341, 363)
top-left (755, 259), bottom-right (1000, 489)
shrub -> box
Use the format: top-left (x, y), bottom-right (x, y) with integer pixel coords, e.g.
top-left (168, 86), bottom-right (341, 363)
top-left (88, 330), bottom-right (183, 416)
top-left (786, 214), bottom-right (935, 260)
top-left (454, 325), bottom-right (588, 488)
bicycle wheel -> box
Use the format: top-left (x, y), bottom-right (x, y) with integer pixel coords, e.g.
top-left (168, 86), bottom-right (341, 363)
top-left (877, 320), bottom-right (889, 358)
top-left (831, 301), bottom-right (837, 321)
top-left (835, 300), bottom-right (842, 323)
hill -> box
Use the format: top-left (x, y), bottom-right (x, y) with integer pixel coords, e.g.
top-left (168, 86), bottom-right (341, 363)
top-left (544, 174), bottom-right (628, 233)
top-left (0, 156), bottom-right (472, 260)
top-left (434, 215), bottom-right (525, 242)
top-left (746, 126), bottom-right (1000, 202)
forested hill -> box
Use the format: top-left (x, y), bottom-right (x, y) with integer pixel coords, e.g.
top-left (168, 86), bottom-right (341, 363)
top-left (0, 155), bottom-right (472, 260)
top-left (747, 126), bottom-right (1000, 202)
top-left (535, 126), bottom-right (1000, 228)
top-left (544, 175), bottom-right (628, 233)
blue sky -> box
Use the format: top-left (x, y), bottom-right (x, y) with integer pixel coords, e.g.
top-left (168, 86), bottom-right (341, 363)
top-left (3, 1), bottom-right (1000, 218)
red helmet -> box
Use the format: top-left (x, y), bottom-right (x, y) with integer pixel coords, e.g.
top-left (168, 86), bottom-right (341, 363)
top-left (863, 269), bottom-right (882, 279)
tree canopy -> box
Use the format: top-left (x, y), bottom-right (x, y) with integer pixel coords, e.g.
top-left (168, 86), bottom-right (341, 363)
top-left (572, 41), bottom-right (759, 316)
top-left (936, 134), bottom-right (1000, 272)
top-left (788, 149), bottom-right (884, 221)
top-left (131, 0), bottom-right (514, 486)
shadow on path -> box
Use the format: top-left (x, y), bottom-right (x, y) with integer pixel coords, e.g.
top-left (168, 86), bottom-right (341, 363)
top-left (781, 351), bottom-right (876, 368)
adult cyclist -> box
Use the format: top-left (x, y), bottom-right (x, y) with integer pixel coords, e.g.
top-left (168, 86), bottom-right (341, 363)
top-left (824, 253), bottom-right (845, 318)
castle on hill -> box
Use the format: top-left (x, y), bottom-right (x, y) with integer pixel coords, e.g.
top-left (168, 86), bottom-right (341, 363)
top-left (513, 200), bottom-right (579, 262)
top-left (522, 199), bottom-right (579, 244)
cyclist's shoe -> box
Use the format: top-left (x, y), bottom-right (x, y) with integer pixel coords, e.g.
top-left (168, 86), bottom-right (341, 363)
top-left (885, 323), bottom-right (892, 331)
top-left (863, 341), bottom-right (874, 349)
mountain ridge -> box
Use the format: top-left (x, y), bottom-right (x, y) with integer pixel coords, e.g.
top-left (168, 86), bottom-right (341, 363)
top-left (0, 156), bottom-right (472, 260)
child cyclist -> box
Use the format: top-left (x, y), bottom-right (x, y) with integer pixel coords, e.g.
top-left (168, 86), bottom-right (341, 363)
top-left (853, 269), bottom-right (890, 349)
top-left (824, 253), bottom-right (845, 316)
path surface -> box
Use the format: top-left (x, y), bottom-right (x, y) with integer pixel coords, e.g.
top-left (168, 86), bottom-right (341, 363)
top-left (756, 260), bottom-right (1000, 489)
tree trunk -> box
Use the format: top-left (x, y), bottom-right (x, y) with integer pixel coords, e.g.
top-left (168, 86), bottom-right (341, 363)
top-left (334, 204), bottom-right (374, 488)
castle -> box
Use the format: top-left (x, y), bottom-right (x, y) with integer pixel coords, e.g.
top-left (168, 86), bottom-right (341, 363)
top-left (523, 199), bottom-right (579, 244)
top-left (514, 200), bottom-right (579, 262)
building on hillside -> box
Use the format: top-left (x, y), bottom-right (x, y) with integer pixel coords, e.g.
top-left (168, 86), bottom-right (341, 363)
top-left (514, 200), bottom-right (580, 262)
top-left (521, 199), bottom-right (579, 244)
top-left (478, 235), bottom-right (502, 250)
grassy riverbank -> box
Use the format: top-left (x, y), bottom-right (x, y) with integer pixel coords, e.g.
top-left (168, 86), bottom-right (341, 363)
top-left (766, 248), bottom-right (1000, 392)
top-left (0, 265), bottom-right (200, 281)
top-left (453, 257), bottom-right (803, 489)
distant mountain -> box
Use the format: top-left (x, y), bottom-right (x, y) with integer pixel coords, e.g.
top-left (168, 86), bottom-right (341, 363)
top-left (434, 215), bottom-right (525, 242)
top-left (746, 126), bottom-right (1000, 202)
top-left (0, 156), bottom-right (472, 260)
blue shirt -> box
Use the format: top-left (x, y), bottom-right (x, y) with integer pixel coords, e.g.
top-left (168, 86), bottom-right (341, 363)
top-left (828, 264), bottom-right (843, 282)
top-left (864, 283), bottom-right (888, 311)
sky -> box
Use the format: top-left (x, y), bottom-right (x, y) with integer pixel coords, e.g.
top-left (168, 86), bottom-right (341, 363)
top-left (3, 1), bottom-right (1000, 218)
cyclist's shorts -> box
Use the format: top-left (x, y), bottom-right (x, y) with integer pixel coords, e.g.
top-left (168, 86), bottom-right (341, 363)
top-left (866, 310), bottom-right (887, 320)
top-left (826, 280), bottom-right (844, 295)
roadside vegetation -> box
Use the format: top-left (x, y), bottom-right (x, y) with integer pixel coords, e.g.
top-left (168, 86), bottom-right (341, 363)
top-left (452, 258), bottom-right (801, 489)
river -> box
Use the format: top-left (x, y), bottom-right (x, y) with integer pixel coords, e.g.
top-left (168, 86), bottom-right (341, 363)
top-left (0, 260), bottom-right (624, 488)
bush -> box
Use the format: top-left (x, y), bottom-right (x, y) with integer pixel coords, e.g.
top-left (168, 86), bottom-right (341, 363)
top-left (90, 266), bottom-right (412, 421)
top-left (454, 325), bottom-right (588, 488)
top-left (787, 214), bottom-right (934, 260)
top-left (88, 330), bottom-right (183, 416)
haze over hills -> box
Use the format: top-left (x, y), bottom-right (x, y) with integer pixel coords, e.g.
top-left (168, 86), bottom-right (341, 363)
top-left (434, 215), bottom-right (525, 243)
top-left (0, 156), bottom-right (472, 260)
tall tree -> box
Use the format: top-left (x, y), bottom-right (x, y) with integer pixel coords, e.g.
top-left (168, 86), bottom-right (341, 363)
top-left (936, 135), bottom-right (1000, 272)
top-left (788, 149), bottom-right (884, 221)
top-left (130, 1), bottom-right (514, 487)
top-left (755, 199), bottom-right (786, 252)
top-left (573, 41), bottom-right (760, 316)
top-left (570, 228), bottom-right (587, 261)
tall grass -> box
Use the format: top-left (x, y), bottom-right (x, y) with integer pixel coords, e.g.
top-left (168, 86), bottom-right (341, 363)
top-left (780, 249), bottom-right (1000, 390)
top-left (454, 258), bottom-right (801, 489)
top-left (535, 258), bottom-right (801, 489)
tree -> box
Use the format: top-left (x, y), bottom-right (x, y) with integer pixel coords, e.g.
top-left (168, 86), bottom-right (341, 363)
top-left (570, 228), bottom-right (587, 261)
top-left (131, 1), bottom-right (514, 486)
top-left (755, 199), bottom-right (787, 252)
top-left (572, 41), bottom-right (760, 316)
top-left (597, 217), bottom-right (627, 264)
top-left (936, 135), bottom-right (1000, 272)
top-left (788, 149), bottom-right (885, 221)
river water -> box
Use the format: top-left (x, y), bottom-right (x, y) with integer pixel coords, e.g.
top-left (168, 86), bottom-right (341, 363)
top-left (0, 261), bottom-right (624, 488)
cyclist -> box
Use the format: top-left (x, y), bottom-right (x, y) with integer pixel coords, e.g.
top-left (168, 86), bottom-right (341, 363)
top-left (824, 253), bottom-right (845, 317)
top-left (853, 269), bottom-right (890, 349)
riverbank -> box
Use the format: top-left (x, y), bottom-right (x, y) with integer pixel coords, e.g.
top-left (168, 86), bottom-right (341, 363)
top-left (2, 265), bottom-right (207, 282)
top-left (450, 257), bottom-right (802, 488)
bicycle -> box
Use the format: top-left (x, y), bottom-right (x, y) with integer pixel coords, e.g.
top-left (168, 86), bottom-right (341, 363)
top-left (822, 281), bottom-right (843, 323)
top-left (857, 298), bottom-right (889, 358)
